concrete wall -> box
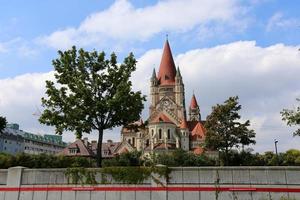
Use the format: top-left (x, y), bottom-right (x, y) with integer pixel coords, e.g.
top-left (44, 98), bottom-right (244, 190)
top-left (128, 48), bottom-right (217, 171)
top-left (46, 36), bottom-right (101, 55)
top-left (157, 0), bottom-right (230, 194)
top-left (0, 166), bottom-right (300, 200)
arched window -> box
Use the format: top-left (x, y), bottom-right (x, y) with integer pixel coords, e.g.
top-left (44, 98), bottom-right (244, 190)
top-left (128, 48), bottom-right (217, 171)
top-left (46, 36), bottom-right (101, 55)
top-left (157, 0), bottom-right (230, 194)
top-left (146, 139), bottom-right (149, 146)
top-left (159, 129), bottom-right (162, 139)
top-left (167, 129), bottom-right (171, 139)
top-left (151, 129), bottom-right (154, 136)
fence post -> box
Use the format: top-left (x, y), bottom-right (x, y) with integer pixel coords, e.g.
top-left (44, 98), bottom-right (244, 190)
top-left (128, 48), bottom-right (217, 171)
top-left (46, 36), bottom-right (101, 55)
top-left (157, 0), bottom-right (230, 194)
top-left (7, 166), bottom-right (26, 186)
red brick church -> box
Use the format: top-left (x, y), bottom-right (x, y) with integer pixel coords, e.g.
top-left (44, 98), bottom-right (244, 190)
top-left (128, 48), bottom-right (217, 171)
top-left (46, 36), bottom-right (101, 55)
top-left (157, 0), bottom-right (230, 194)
top-left (118, 39), bottom-right (206, 155)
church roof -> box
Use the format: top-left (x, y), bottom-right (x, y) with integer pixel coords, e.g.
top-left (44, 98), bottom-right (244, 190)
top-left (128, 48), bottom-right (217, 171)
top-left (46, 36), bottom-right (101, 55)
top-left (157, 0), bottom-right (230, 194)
top-left (191, 122), bottom-right (206, 140)
top-left (190, 94), bottom-right (199, 109)
top-left (151, 113), bottom-right (174, 124)
top-left (157, 39), bottom-right (177, 85)
top-left (180, 119), bottom-right (188, 129)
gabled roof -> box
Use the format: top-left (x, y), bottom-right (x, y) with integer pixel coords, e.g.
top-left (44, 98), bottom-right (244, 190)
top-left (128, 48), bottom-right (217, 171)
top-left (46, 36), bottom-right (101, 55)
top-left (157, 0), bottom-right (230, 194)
top-left (191, 122), bottom-right (206, 139)
top-left (58, 139), bottom-right (94, 157)
top-left (157, 40), bottom-right (177, 85)
top-left (151, 113), bottom-right (174, 124)
top-left (190, 94), bottom-right (199, 109)
top-left (113, 140), bottom-right (135, 155)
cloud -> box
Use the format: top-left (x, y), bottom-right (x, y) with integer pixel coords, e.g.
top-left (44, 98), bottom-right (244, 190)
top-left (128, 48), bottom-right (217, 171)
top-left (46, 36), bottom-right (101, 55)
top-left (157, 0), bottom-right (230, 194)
top-left (38, 0), bottom-right (246, 49)
top-left (1, 40), bottom-right (300, 152)
top-left (134, 40), bottom-right (300, 152)
top-left (0, 37), bottom-right (38, 57)
top-left (266, 12), bottom-right (300, 32)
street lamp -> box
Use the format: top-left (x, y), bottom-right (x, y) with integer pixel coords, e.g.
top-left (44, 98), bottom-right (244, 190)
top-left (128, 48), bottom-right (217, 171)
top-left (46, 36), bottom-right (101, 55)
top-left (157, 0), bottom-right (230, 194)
top-left (274, 139), bottom-right (279, 165)
top-left (274, 139), bottom-right (278, 156)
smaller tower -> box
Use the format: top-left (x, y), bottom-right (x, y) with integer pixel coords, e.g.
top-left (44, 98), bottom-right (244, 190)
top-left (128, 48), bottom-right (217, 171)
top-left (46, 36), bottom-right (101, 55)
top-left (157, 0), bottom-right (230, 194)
top-left (150, 68), bottom-right (159, 115)
top-left (175, 66), bottom-right (186, 120)
top-left (179, 119), bottom-right (189, 150)
top-left (189, 94), bottom-right (201, 121)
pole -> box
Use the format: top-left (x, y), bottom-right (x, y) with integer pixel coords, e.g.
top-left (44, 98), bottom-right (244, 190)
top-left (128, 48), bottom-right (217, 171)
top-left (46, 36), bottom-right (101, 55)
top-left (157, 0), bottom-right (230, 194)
top-left (274, 139), bottom-right (278, 165)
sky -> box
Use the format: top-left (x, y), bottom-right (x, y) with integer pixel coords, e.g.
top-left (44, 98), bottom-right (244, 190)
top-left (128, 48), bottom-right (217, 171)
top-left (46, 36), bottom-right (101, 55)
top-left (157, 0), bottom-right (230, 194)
top-left (0, 0), bottom-right (300, 153)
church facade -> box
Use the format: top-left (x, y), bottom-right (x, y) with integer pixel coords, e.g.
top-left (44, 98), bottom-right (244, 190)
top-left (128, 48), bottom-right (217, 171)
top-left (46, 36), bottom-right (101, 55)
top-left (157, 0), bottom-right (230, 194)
top-left (118, 40), bottom-right (206, 155)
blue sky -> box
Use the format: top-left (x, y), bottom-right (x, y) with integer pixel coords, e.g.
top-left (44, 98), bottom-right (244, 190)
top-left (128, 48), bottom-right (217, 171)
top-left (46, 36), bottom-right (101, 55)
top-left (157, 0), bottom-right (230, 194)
top-left (0, 0), bottom-right (300, 152)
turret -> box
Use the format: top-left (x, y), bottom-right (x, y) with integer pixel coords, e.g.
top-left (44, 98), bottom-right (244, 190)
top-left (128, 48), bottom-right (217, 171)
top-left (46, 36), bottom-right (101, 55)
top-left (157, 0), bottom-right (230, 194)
top-left (175, 66), bottom-right (186, 120)
top-left (179, 119), bottom-right (189, 150)
top-left (189, 94), bottom-right (201, 121)
top-left (150, 68), bottom-right (159, 115)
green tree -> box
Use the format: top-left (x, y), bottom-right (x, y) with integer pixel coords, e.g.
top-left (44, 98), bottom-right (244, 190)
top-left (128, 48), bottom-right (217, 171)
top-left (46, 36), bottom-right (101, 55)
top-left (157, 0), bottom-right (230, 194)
top-left (281, 98), bottom-right (300, 136)
top-left (39, 46), bottom-right (146, 167)
top-left (204, 96), bottom-right (256, 165)
top-left (0, 116), bottom-right (7, 133)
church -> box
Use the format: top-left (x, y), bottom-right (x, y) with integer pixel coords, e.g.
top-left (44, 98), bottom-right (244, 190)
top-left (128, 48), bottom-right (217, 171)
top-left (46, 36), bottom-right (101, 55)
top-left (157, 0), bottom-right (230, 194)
top-left (116, 39), bottom-right (206, 155)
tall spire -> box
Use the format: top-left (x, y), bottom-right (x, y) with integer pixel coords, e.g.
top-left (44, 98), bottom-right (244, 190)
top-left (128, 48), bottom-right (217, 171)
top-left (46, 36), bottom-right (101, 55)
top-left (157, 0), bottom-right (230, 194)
top-left (190, 93), bottom-right (198, 109)
top-left (176, 66), bottom-right (181, 77)
top-left (157, 39), bottom-right (176, 85)
top-left (151, 68), bottom-right (157, 79)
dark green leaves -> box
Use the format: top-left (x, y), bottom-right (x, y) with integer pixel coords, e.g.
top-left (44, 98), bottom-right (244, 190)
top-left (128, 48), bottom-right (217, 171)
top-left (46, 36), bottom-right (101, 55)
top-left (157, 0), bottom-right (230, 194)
top-left (204, 96), bottom-right (256, 165)
top-left (281, 98), bottom-right (300, 136)
top-left (40, 46), bottom-right (145, 147)
top-left (0, 116), bottom-right (7, 133)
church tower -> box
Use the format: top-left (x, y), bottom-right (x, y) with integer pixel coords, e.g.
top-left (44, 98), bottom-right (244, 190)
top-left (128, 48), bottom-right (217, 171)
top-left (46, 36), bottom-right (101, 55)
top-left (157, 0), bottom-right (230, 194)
top-left (189, 94), bottom-right (201, 121)
top-left (120, 39), bottom-right (208, 156)
top-left (149, 39), bottom-right (186, 124)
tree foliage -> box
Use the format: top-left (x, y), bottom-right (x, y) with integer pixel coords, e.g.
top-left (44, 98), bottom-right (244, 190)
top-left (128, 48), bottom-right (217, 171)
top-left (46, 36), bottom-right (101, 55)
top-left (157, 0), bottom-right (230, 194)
top-left (39, 46), bottom-right (146, 166)
top-left (204, 96), bottom-right (256, 165)
top-left (281, 98), bottom-right (300, 136)
top-left (0, 116), bottom-right (7, 133)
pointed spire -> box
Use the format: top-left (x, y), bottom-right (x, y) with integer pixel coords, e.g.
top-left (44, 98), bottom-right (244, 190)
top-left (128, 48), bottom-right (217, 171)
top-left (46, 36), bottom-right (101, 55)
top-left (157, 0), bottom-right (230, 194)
top-left (157, 39), bottom-right (176, 85)
top-left (176, 66), bottom-right (181, 77)
top-left (151, 68), bottom-right (157, 79)
top-left (190, 93), bottom-right (199, 109)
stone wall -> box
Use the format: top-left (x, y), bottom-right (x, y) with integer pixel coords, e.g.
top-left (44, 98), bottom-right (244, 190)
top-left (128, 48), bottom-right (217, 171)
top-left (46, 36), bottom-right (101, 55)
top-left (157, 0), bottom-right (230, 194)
top-left (0, 166), bottom-right (299, 200)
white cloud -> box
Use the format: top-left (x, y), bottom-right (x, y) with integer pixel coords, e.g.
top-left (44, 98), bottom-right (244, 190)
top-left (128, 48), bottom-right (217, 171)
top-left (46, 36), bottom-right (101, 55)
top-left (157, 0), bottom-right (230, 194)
top-left (39, 0), bottom-right (246, 49)
top-left (0, 37), bottom-right (38, 57)
top-left (134, 40), bottom-right (300, 152)
top-left (1, 40), bottom-right (300, 152)
top-left (266, 12), bottom-right (300, 32)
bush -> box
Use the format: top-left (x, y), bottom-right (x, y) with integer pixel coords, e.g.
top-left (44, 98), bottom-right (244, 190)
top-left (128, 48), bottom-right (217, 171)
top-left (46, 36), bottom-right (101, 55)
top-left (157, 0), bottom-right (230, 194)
top-left (0, 153), bottom-right (95, 169)
top-left (152, 149), bottom-right (216, 167)
top-left (102, 151), bottom-right (143, 167)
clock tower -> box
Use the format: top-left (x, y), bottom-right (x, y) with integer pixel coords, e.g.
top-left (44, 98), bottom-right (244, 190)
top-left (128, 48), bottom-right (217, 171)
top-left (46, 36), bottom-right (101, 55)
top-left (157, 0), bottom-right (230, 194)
top-left (149, 39), bottom-right (186, 125)
top-left (119, 39), bottom-right (206, 155)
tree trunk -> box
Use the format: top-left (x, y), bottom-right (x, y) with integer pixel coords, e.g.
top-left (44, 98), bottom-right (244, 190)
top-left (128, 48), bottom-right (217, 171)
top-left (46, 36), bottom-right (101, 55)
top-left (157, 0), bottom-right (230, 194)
top-left (96, 128), bottom-right (104, 167)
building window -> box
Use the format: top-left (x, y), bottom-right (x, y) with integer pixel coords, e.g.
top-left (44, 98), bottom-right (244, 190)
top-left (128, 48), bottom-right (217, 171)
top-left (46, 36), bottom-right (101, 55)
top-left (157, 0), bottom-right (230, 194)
top-left (146, 139), bottom-right (149, 146)
top-left (132, 137), bottom-right (135, 146)
top-left (69, 148), bottom-right (78, 154)
top-left (151, 129), bottom-right (154, 136)
top-left (167, 129), bottom-right (171, 139)
top-left (159, 129), bottom-right (162, 139)
top-left (128, 139), bottom-right (131, 144)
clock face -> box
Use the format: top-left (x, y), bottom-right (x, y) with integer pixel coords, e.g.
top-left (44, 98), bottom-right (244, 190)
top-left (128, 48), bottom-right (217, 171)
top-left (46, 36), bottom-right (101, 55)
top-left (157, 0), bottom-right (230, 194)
top-left (161, 100), bottom-right (171, 109)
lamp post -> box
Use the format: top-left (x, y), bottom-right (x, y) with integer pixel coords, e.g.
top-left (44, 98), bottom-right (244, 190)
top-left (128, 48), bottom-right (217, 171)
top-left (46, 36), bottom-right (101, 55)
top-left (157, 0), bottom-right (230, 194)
top-left (274, 139), bottom-right (279, 165)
